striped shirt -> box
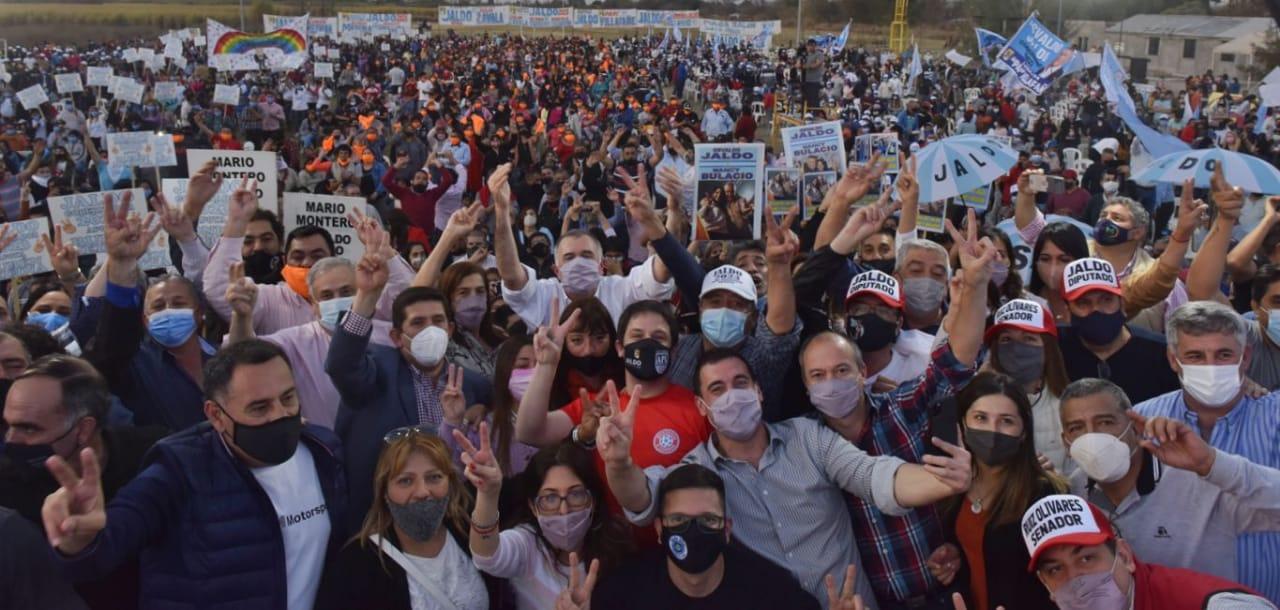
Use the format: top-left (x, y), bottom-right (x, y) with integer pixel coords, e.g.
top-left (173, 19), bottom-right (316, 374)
top-left (625, 417), bottom-right (909, 609)
top-left (1135, 389), bottom-right (1280, 603)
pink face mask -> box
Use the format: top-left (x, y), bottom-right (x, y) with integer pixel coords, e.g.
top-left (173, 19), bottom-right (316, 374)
top-left (507, 367), bottom-right (535, 402)
top-left (558, 256), bottom-right (602, 297)
top-left (537, 506), bottom-right (592, 551)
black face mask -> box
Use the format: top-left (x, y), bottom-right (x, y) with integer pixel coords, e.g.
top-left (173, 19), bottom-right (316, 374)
top-left (218, 407), bottom-right (303, 466)
top-left (530, 242), bottom-right (550, 258)
top-left (411, 183), bottom-right (428, 194)
top-left (847, 313), bottom-right (900, 352)
top-left (243, 251), bottom-right (284, 284)
top-left (2, 416), bottom-right (79, 469)
top-left (622, 338), bottom-right (670, 381)
top-left (565, 352), bottom-right (608, 377)
top-left (964, 427), bottom-right (1022, 466)
top-left (862, 258), bottom-right (896, 274)
top-left (1074, 309), bottom-right (1126, 346)
top-left (661, 522), bottom-right (727, 575)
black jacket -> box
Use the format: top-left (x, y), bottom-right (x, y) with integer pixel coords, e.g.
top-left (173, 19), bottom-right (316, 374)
top-left (944, 479), bottom-right (1059, 610)
top-left (316, 524), bottom-right (512, 610)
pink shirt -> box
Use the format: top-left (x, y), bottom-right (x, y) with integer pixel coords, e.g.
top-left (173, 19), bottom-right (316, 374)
top-left (257, 320), bottom-right (395, 429)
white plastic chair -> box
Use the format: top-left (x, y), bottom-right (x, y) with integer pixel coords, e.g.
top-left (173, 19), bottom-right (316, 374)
top-left (1074, 158), bottom-right (1093, 174)
top-left (1061, 148), bottom-right (1081, 168)
top-left (751, 101), bottom-right (766, 125)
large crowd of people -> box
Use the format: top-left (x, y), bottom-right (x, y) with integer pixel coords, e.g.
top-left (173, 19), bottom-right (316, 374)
top-left (0, 20), bottom-right (1279, 610)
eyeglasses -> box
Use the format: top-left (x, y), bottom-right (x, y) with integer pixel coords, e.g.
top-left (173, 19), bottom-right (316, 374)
top-left (534, 488), bottom-right (593, 513)
top-left (383, 425), bottom-right (436, 445)
top-left (661, 513), bottom-right (726, 533)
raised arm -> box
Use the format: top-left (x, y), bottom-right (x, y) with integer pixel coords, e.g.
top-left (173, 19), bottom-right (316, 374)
top-left (458, 422), bottom-right (503, 559)
top-left (814, 154), bottom-right (885, 250)
top-left (411, 201), bottom-right (484, 289)
top-left (514, 303), bottom-right (581, 447)
top-left (1227, 197), bottom-right (1279, 281)
top-left (763, 209), bottom-right (799, 335)
top-left (1013, 170), bottom-right (1041, 231)
top-left (1186, 171), bottom-right (1240, 301)
top-left (895, 156), bottom-right (920, 246)
top-left (224, 262), bottom-right (258, 343)
top-left (597, 382), bottom-right (654, 514)
top-left (945, 208), bottom-right (997, 366)
top-left (490, 163), bottom-right (530, 291)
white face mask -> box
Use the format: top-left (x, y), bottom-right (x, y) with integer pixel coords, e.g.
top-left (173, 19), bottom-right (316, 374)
top-left (409, 325), bottom-right (449, 367)
top-left (1178, 360), bottom-right (1242, 407)
top-left (32, 174), bottom-right (50, 187)
top-left (1101, 181), bottom-right (1119, 194)
top-left (1069, 424), bottom-right (1137, 483)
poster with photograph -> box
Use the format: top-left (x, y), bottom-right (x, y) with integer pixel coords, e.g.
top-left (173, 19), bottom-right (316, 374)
top-left (692, 143), bottom-right (764, 241)
top-left (957, 183), bottom-right (992, 213)
top-left (765, 168), bottom-right (799, 219)
top-left (917, 198), bottom-right (948, 234)
top-left (781, 120), bottom-right (847, 175)
top-left (801, 171), bottom-right (836, 221)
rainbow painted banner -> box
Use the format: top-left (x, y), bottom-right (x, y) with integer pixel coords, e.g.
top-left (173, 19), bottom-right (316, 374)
top-left (207, 15), bottom-right (308, 69)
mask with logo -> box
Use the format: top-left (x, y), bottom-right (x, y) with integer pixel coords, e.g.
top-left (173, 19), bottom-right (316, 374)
top-left (558, 257), bottom-right (602, 297)
top-left (704, 388), bottom-right (761, 441)
top-left (964, 426), bottom-right (1022, 466)
top-left (148, 308), bottom-right (197, 348)
top-left (808, 377), bottom-right (863, 419)
top-left (26, 311), bottom-right (69, 333)
top-left (537, 507), bottom-right (593, 551)
top-left (902, 277), bottom-right (947, 314)
top-left (700, 308), bottom-right (748, 348)
top-left (1050, 554), bottom-right (1129, 610)
top-left (243, 251), bottom-right (284, 284)
top-left (996, 341), bottom-right (1044, 386)
top-left (662, 521), bottom-right (727, 574)
top-left (1093, 219), bottom-right (1130, 246)
top-left (1074, 307), bottom-right (1126, 345)
top-left (1070, 425), bottom-right (1137, 483)
top-left (281, 264), bottom-right (311, 299)
top-left (1177, 360), bottom-right (1242, 407)
top-left (218, 407), bottom-right (303, 466)
top-left (318, 296), bottom-right (354, 331)
top-left (410, 326), bottom-right (450, 367)
top-left (847, 312), bottom-right (899, 352)
top-left (387, 496), bottom-right (449, 542)
top-left (622, 338), bottom-right (670, 381)
top-left (508, 368), bottom-right (534, 402)
top-left (453, 294), bottom-right (487, 330)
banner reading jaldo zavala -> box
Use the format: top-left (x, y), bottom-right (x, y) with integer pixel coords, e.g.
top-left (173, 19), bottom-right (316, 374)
top-left (782, 120), bottom-right (847, 176)
top-left (994, 15), bottom-right (1072, 96)
top-left (187, 149), bottom-right (279, 214)
top-left (281, 193), bottom-right (366, 261)
top-left (692, 142), bottom-right (765, 241)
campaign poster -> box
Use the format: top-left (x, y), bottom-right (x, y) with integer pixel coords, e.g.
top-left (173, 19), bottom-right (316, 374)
top-left (15, 84), bottom-right (48, 110)
top-left (801, 170), bottom-right (836, 221)
top-left (692, 143), bottom-right (765, 241)
top-left (957, 182), bottom-right (992, 213)
top-left (162, 178), bottom-right (237, 248)
top-left (106, 131), bottom-right (176, 169)
top-left (54, 73), bottom-right (84, 94)
top-left (281, 193), bottom-right (366, 261)
top-left (187, 149), bottom-right (279, 213)
top-left (314, 62), bottom-right (334, 79)
top-left (0, 219), bottom-right (54, 281)
top-left (765, 168), bottom-right (799, 219)
top-left (994, 15), bottom-right (1072, 96)
top-left (46, 188), bottom-right (171, 269)
top-left (213, 83), bottom-right (240, 106)
top-left (114, 78), bottom-right (145, 105)
top-left (781, 120), bottom-right (847, 176)
top-left (917, 198), bottom-right (948, 234)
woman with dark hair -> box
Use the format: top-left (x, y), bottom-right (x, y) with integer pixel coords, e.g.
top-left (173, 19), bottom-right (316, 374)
top-left (443, 335), bottom-right (539, 479)
top-left (464, 440), bottom-right (633, 609)
top-left (549, 297), bottom-right (624, 410)
top-left (981, 299), bottom-right (1073, 472)
top-left (940, 372), bottom-right (1065, 610)
top-left (317, 429), bottom-right (505, 610)
top-left (982, 228), bottom-right (1038, 311)
top-left (440, 261), bottom-right (508, 378)
top-left (19, 278), bottom-right (73, 333)
top-left (1029, 222), bottom-right (1089, 323)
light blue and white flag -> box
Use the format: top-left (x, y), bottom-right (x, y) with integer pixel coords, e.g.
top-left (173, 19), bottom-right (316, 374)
top-left (1099, 43), bottom-right (1189, 159)
top-left (908, 134), bottom-right (1020, 203)
top-left (660, 28), bottom-right (670, 50)
top-left (830, 20), bottom-right (851, 56)
top-left (673, 22), bottom-right (682, 43)
top-left (994, 15), bottom-right (1071, 95)
top-left (1060, 50), bottom-right (1086, 76)
top-left (975, 28), bottom-right (1007, 68)
top-left (906, 44), bottom-right (921, 92)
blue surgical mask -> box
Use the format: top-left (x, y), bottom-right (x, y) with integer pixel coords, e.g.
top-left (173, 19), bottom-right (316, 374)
top-left (318, 296), bottom-right (354, 330)
top-left (700, 307), bottom-right (748, 348)
top-left (1266, 311), bottom-right (1280, 346)
top-left (148, 308), bottom-right (196, 348)
top-left (26, 311), bottom-right (69, 333)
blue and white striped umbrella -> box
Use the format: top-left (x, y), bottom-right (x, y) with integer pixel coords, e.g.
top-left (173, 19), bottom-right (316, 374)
top-left (1132, 148), bottom-right (1280, 194)
top-left (908, 135), bottom-right (1020, 203)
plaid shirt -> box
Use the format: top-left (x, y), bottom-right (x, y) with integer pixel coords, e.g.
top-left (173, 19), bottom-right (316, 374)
top-left (342, 310), bottom-right (445, 427)
top-left (844, 343), bottom-right (975, 603)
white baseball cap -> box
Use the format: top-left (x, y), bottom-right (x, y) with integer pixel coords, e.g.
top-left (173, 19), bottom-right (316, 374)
top-left (845, 270), bottom-right (903, 309)
top-left (1021, 494), bottom-right (1115, 572)
top-left (1062, 258), bottom-right (1123, 302)
top-left (985, 298), bottom-right (1056, 341)
top-left (700, 265), bottom-right (757, 302)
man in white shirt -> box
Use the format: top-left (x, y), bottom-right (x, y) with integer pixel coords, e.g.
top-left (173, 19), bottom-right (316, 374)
top-left (490, 163), bottom-right (676, 327)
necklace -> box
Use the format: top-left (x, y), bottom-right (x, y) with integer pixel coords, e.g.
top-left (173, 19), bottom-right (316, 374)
top-left (968, 488), bottom-right (991, 514)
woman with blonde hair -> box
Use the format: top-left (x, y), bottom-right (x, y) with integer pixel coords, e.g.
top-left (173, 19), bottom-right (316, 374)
top-left (317, 429), bottom-right (507, 610)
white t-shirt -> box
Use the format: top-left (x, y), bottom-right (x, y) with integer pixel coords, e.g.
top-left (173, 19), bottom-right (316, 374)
top-left (251, 444), bottom-right (331, 610)
top-left (404, 534), bottom-right (489, 610)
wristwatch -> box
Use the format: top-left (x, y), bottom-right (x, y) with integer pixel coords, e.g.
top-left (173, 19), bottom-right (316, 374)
top-left (572, 425), bottom-right (596, 449)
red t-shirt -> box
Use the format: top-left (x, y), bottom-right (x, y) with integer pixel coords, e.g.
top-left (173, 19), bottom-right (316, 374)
top-left (560, 383), bottom-right (711, 545)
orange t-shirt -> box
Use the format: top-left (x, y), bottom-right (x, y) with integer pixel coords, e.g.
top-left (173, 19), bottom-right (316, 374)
top-left (955, 499), bottom-right (992, 610)
top-left (560, 383), bottom-right (711, 545)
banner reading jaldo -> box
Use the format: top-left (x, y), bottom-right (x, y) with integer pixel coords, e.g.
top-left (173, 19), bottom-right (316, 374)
top-left (994, 15), bottom-right (1072, 95)
top-left (282, 193), bottom-right (366, 261)
top-left (511, 7), bottom-right (573, 29)
top-left (338, 12), bottom-right (412, 39)
top-left (781, 120), bottom-right (848, 176)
